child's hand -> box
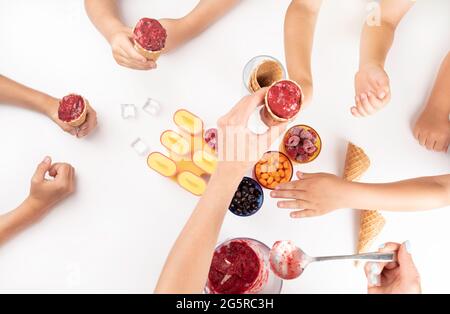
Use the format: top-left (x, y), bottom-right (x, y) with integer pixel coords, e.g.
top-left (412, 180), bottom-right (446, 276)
top-left (414, 104), bottom-right (450, 152)
top-left (48, 98), bottom-right (98, 138)
top-left (109, 27), bottom-right (156, 71)
top-left (26, 157), bottom-right (75, 221)
top-left (365, 242), bottom-right (421, 294)
top-left (352, 63), bottom-right (391, 117)
top-left (217, 88), bottom-right (288, 172)
top-left (270, 171), bottom-right (351, 218)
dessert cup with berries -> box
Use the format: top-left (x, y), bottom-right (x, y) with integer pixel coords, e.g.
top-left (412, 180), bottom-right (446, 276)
top-left (281, 125), bottom-right (322, 163)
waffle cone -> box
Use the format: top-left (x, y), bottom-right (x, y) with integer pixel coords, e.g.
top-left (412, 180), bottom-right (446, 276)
top-left (66, 98), bottom-right (88, 127)
top-left (357, 210), bottom-right (385, 254)
top-left (134, 41), bottom-right (162, 61)
top-left (249, 60), bottom-right (283, 93)
top-left (344, 143), bottom-right (370, 181)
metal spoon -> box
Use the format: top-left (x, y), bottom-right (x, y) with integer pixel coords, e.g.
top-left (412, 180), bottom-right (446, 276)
top-left (269, 240), bottom-right (396, 280)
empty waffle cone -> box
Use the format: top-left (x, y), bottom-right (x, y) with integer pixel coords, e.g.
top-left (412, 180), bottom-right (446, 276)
top-left (249, 60), bottom-right (284, 92)
top-left (344, 143), bottom-right (370, 181)
top-left (357, 210), bottom-right (385, 254)
top-left (134, 41), bottom-right (162, 61)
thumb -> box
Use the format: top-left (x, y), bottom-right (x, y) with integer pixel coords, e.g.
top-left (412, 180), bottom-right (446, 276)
top-left (32, 156), bottom-right (52, 182)
top-left (398, 241), bottom-right (419, 276)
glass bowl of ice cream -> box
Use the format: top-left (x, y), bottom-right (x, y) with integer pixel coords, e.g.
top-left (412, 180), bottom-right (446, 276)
top-left (205, 238), bottom-right (283, 294)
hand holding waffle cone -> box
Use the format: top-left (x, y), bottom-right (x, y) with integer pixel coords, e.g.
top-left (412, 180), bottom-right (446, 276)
top-left (343, 143), bottom-right (385, 256)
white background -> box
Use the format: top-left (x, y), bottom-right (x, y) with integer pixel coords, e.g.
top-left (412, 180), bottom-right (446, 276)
top-left (0, 0), bottom-right (449, 294)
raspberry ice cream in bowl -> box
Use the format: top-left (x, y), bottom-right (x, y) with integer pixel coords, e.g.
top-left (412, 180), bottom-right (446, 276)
top-left (133, 18), bottom-right (167, 61)
top-left (264, 79), bottom-right (303, 123)
top-left (281, 125), bottom-right (322, 163)
top-left (58, 94), bottom-right (88, 127)
top-left (205, 238), bottom-right (283, 294)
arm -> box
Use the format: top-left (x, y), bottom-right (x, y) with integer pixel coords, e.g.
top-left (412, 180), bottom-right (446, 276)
top-left (360, 0), bottom-right (413, 68)
top-left (0, 75), bottom-right (57, 117)
top-left (0, 157), bottom-right (74, 245)
top-left (284, 0), bottom-right (322, 106)
top-left (84, 0), bottom-right (126, 44)
top-left (154, 165), bottom-right (245, 293)
top-left (271, 172), bottom-right (450, 218)
top-left (0, 75), bottom-right (97, 138)
top-left (84, 0), bottom-right (239, 69)
top-left (155, 89), bottom-right (287, 293)
top-left (352, 0), bottom-right (414, 117)
top-left (350, 175), bottom-right (450, 212)
top-left (165, 0), bottom-right (240, 50)
top-left (84, 0), bottom-right (155, 70)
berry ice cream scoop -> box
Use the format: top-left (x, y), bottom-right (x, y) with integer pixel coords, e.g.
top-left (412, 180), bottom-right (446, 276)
top-left (133, 18), bottom-right (167, 61)
top-left (58, 94), bottom-right (88, 127)
top-left (207, 239), bottom-right (266, 294)
top-left (265, 79), bottom-right (302, 122)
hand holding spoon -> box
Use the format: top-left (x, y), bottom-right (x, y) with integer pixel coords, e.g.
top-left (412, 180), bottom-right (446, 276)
top-left (269, 240), bottom-right (396, 280)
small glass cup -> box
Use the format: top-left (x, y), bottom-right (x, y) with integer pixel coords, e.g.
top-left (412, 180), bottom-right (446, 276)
top-left (205, 237), bottom-right (283, 294)
top-left (280, 125), bottom-right (322, 164)
top-left (242, 55), bottom-right (286, 94)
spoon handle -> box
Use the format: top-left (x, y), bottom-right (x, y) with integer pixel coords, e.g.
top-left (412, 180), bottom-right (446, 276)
top-left (313, 252), bottom-right (396, 263)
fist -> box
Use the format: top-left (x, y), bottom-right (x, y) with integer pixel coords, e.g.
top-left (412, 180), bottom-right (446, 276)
top-left (27, 156), bottom-right (75, 220)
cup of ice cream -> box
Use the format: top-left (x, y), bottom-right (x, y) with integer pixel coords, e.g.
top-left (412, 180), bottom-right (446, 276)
top-left (205, 238), bottom-right (283, 294)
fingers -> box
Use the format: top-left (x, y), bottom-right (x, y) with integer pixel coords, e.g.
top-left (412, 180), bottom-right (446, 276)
top-left (289, 209), bottom-right (317, 218)
top-left (351, 89), bottom-right (390, 118)
top-left (360, 93), bottom-right (376, 115)
top-left (276, 200), bottom-right (309, 209)
top-left (367, 91), bottom-right (384, 109)
top-left (115, 54), bottom-right (156, 70)
top-left (417, 132), bottom-right (426, 146)
top-left (32, 156), bottom-right (52, 183)
top-left (397, 241), bottom-right (419, 276)
top-left (48, 163), bottom-right (71, 180)
top-left (434, 138), bottom-right (447, 152)
top-left (239, 88), bottom-right (268, 120)
top-left (425, 138), bottom-right (436, 151)
top-left (274, 172), bottom-right (311, 190)
top-left (121, 38), bottom-right (148, 63)
top-left (271, 189), bottom-right (307, 201)
top-left (77, 106), bottom-right (98, 138)
top-left (364, 242), bottom-right (400, 278)
top-left (364, 242), bottom-right (400, 288)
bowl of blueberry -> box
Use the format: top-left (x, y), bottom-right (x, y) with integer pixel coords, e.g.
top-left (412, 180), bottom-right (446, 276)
top-left (228, 177), bottom-right (264, 217)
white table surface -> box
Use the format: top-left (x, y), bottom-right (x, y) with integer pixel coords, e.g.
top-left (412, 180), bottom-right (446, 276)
top-left (0, 0), bottom-right (449, 294)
